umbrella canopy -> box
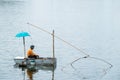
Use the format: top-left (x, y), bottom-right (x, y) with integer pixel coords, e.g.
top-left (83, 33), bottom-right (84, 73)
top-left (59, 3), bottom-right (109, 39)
top-left (16, 32), bottom-right (30, 37)
top-left (15, 31), bottom-right (30, 58)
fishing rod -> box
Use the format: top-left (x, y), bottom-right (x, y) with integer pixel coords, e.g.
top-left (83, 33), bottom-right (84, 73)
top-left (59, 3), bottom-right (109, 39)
top-left (27, 22), bottom-right (89, 57)
top-left (27, 22), bottom-right (113, 69)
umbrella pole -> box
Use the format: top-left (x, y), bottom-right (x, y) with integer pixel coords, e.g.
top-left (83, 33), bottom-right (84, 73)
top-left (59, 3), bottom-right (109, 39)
top-left (52, 30), bottom-right (55, 58)
top-left (23, 37), bottom-right (26, 58)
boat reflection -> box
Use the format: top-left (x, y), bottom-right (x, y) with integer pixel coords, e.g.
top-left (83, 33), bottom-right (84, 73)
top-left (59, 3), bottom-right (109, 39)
top-left (14, 64), bottom-right (56, 80)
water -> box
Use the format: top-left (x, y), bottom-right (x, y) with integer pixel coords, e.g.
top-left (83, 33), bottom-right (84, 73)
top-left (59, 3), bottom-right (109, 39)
top-left (0, 0), bottom-right (120, 80)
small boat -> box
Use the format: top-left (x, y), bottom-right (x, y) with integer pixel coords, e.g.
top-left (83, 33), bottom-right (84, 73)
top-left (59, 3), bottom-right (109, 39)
top-left (14, 57), bottom-right (57, 67)
top-left (14, 58), bottom-right (56, 71)
top-left (14, 30), bottom-right (56, 67)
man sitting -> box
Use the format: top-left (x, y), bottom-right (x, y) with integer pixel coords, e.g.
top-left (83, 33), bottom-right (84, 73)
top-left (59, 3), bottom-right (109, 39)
top-left (27, 45), bottom-right (39, 59)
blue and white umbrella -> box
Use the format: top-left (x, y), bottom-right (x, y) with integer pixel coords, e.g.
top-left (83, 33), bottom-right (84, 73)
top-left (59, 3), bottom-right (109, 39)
top-left (16, 32), bottom-right (30, 57)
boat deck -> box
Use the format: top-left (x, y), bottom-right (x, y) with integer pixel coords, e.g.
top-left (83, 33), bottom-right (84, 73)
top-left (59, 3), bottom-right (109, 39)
top-left (14, 57), bottom-right (57, 67)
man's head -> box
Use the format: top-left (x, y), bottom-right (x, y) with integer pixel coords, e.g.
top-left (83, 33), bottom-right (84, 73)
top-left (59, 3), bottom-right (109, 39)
top-left (30, 45), bottom-right (34, 50)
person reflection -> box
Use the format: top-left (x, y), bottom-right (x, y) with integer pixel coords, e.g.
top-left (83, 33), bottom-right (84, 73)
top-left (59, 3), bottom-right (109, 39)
top-left (27, 68), bottom-right (38, 80)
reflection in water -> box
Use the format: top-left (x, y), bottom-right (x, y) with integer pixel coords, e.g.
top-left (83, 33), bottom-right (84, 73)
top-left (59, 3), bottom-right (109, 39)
top-left (26, 68), bottom-right (38, 80)
top-left (14, 65), bottom-right (55, 80)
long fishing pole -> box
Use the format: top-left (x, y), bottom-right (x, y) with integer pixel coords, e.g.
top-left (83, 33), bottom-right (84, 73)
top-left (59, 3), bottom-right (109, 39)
top-left (27, 22), bottom-right (113, 69)
top-left (27, 22), bottom-right (89, 57)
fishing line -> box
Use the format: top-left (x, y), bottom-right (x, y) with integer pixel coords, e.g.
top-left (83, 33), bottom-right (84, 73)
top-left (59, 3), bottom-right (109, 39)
top-left (68, 54), bottom-right (112, 71)
top-left (70, 56), bottom-right (112, 69)
top-left (90, 57), bottom-right (113, 68)
top-left (69, 56), bottom-right (112, 79)
top-left (70, 56), bottom-right (89, 70)
top-left (27, 22), bottom-right (113, 77)
top-left (61, 56), bottom-right (87, 72)
top-left (62, 56), bottom-right (112, 80)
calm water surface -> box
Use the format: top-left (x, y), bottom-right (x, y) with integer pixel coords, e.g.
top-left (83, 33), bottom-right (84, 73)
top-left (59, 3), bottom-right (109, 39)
top-left (0, 0), bottom-right (120, 80)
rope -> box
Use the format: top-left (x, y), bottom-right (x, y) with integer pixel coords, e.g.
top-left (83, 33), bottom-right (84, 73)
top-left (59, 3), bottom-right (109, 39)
top-left (70, 56), bottom-right (89, 69)
top-left (70, 56), bottom-right (112, 71)
top-left (69, 56), bottom-right (112, 80)
top-left (89, 57), bottom-right (113, 68)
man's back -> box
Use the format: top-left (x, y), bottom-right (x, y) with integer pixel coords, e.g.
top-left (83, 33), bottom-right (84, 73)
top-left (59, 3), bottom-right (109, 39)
top-left (27, 49), bottom-right (35, 57)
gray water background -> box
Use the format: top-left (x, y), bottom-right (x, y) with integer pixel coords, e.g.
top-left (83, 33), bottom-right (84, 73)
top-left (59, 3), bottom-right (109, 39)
top-left (0, 0), bottom-right (120, 80)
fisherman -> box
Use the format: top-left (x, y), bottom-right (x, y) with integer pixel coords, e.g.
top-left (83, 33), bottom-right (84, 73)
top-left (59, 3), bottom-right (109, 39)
top-left (27, 45), bottom-right (39, 59)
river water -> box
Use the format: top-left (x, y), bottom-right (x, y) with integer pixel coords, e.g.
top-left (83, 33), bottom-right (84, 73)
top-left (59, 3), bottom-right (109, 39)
top-left (0, 0), bottom-right (120, 80)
